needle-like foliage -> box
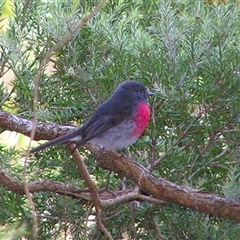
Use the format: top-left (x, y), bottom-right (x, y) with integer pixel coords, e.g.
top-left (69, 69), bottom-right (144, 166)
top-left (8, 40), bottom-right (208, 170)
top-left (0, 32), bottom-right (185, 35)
top-left (1, 0), bottom-right (240, 239)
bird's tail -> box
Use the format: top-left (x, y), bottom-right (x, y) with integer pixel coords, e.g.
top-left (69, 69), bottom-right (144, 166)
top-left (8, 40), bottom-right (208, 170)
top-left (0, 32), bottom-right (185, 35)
top-left (29, 130), bottom-right (82, 154)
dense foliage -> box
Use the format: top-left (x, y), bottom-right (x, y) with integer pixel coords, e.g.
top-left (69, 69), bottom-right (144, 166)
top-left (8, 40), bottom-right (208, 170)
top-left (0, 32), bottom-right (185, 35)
top-left (1, 0), bottom-right (240, 239)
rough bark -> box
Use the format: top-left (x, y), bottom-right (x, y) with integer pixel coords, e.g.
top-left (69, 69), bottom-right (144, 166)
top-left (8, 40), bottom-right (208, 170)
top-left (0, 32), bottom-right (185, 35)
top-left (0, 110), bottom-right (240, 222)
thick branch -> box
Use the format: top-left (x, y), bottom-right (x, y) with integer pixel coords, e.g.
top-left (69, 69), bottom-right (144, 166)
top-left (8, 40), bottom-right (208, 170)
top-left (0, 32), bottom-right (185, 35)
top-left (0, 170), bottom-right (163, 207)
top-left (89, 146), bottom-right (240, 222)
top-left (0, 170), bottom-right (89, 198)
top-left (1, 110), bottom-right (240, 222)
top-left (0, 110), bottom-right (76, 140)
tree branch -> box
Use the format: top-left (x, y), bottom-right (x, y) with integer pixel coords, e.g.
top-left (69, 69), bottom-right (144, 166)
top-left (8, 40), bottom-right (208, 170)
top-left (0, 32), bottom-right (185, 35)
top-left (69, 145), bottom-right (113, 240)
top-left (1, 110), bottom-right (240, 222)
top-left (0, 169), bottom-right (163, 207)
top-left (90, 145), bottom-right (240, 222)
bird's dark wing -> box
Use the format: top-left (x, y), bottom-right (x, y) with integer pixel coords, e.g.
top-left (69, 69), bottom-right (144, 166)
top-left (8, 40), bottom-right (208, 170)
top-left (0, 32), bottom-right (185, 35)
top-left (30, 114), bottom-right (124, 154)
top-left (76, 95), bottom-right (135, 145)
top-left (76, 114), bottom-right (122, 145)
top-left (30, 108), bottom-right (129, 154)
top-left (30, 92), bottom-right (135, 154)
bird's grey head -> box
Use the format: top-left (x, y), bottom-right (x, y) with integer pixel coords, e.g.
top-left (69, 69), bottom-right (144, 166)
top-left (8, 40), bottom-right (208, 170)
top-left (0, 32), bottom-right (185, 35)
top-left (114, 80), bottom-right (153, 102)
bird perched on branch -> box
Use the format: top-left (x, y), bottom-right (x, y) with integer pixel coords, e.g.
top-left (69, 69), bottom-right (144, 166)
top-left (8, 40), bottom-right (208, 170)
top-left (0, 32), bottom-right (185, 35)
top-left (30, 80), bottom-right (153, 154)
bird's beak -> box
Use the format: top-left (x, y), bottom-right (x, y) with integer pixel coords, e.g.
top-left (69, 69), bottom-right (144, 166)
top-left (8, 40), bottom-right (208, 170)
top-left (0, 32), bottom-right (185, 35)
top-left (147, 90), bottom-right (154, 96)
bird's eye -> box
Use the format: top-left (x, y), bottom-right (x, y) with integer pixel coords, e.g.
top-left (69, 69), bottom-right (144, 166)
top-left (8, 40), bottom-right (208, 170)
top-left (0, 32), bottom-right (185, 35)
top-left (141, 89), bottom-right (145, 95)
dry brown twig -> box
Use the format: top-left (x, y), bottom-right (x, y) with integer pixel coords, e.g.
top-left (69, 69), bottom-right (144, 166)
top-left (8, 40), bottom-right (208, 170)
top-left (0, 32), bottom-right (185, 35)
top-left (1, 110), bottom-right (240, 222)
top-left (0, 169), bottom-right (163, 207)
top-left (68, 144), bottom-right (113, 240)
top-left (22, 1), bottom-right (108, 239)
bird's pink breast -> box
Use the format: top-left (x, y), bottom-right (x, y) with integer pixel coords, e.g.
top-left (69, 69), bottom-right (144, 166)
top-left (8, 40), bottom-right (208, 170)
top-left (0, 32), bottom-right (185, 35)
top-left (132, 103), bottom-right (150, 137)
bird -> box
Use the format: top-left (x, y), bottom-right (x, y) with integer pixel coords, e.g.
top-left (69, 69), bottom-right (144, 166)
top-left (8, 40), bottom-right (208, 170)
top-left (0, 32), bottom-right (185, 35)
top-left (30, 80), bottom-right (153, 154)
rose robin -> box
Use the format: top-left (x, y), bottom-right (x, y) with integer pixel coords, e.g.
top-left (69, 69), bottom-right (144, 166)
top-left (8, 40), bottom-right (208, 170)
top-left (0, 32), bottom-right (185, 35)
top-left (30, 80), bottom-right (153, 154)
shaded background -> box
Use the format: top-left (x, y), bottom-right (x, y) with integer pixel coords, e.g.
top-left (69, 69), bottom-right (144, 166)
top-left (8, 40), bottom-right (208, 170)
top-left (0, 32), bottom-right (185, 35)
top-left (1, 0), bottom-right (240, 239)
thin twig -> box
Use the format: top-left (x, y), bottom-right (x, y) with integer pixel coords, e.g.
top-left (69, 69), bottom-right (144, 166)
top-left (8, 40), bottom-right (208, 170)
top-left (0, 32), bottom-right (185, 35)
top-left (46, 0), bottom-right (107, 63)
top-left (149, 122), bottom-right (194, 171)
top-left (23, 1), bottom-right (108, 238)
top-left (69, 145), bottom-right (113, 240)
top-left (153, 217), bottom-right (164, 239)
top-left (149, 100), bottom-right (218, 171)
